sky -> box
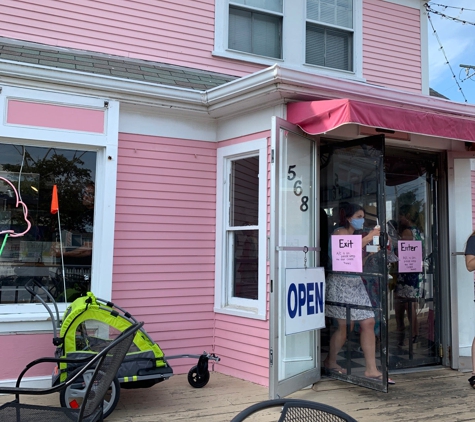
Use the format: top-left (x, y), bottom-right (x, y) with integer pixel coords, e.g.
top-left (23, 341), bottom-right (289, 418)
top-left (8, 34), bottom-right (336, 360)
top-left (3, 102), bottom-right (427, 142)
top-left (427, 1), bottom-right (475, 104)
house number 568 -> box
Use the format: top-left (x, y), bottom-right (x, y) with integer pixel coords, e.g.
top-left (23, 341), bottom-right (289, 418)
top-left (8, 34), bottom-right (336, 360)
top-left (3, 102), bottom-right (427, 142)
top-left (287, 165), bottom-right (309, 212)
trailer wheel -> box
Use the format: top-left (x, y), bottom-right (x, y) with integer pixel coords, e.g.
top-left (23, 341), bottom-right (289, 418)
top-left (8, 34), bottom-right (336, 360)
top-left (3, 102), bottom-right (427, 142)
top-left (187, 365), bottom-right (210, 388)
top-left (60, 369), bottom-right (120, 419)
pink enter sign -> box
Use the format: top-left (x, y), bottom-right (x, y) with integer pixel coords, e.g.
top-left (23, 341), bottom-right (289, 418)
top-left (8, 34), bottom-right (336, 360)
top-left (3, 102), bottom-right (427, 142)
top-left (331, 235), bottom-right (362, 273)
top-left (398, 240), bottom-right (423, 273)
top-left (7, 100), bottom-right (105, 133)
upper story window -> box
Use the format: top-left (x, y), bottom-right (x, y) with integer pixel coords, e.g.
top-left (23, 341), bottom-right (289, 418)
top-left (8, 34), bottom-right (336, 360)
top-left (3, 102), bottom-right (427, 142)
top-left (214, 0), bottom-right (362, 79)
top-left (229, 0), bottom-right (283, 59)
top-left (306, 0), bottom-right (353, 71)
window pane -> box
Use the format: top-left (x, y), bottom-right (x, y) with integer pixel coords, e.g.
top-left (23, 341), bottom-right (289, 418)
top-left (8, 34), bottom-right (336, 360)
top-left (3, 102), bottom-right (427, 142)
top-left (229, 6), bottom-right (282, 58)
top-left (230, 157), bottom-right (259, 226)
top-left (306, 23), bottom-right (352, 71)
top-left (231, 0), bottom-right (283, 13)
top-left (306, 25), bottom-right (325, 67)
top-left (326, 28), bottom-right (352, 70)
top-left (233, 229), bottom-right (258, 299)
top-left (307, 0), bottom-right (353, 29)
top-left (0, 145), bottom-right (96, 304)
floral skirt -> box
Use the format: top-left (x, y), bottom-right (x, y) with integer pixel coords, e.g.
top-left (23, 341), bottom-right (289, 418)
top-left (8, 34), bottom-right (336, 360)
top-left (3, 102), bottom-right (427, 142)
top-left (395, 273), bottom-right (421, 298)
top-left (325, 273), bottom-right (374, 320)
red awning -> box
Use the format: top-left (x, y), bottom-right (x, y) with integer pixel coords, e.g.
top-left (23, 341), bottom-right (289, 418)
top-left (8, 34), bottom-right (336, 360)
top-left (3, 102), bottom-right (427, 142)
top-left (287, 98), bottom-right (475, 142)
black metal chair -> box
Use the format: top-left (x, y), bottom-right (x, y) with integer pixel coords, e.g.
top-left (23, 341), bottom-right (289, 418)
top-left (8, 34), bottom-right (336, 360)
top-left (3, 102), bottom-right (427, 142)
top-left (230, 398), bottom-right (358, 422)
top-left (0, 321), bottom-right (144, 421)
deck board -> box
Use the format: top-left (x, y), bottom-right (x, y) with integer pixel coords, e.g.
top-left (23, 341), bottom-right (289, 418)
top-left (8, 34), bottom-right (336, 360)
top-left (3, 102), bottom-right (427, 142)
top-left (0, 367), bottom-right (472, 421)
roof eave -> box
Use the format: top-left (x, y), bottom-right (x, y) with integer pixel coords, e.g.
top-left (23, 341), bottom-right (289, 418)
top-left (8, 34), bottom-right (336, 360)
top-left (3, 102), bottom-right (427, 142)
top-left (2, 59), bottom-right (475, 121)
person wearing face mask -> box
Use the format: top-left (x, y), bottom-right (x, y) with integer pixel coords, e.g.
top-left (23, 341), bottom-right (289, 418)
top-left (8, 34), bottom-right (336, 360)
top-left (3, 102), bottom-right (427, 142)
top-left (323, 202), bottom-right (394, 383)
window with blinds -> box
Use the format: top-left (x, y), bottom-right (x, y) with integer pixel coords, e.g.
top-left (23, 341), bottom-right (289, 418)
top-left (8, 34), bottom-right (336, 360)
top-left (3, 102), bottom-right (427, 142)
top-left (228, 0), bottom-right (283, 59)
top-left (217, 0), bottom-right (360, 77)
top-left (306, 0), bottom-right (354, 71)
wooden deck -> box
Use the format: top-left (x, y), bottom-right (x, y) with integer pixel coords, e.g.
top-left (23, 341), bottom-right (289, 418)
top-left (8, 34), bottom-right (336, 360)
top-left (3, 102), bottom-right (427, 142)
top-left (1, 367), bottom-right (473, 421)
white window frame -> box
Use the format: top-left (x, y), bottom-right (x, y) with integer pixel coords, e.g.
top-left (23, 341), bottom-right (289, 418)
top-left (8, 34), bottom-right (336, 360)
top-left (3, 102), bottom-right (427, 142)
top-left (214, 0), bottom-right (363, 80)
top-left (0, 85), bottom-right (119, 332)
top-left (215, 138), bottom-right (267, 320)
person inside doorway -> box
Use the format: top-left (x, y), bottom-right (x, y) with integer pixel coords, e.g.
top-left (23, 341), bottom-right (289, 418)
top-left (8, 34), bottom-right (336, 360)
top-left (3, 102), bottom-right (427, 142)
top-left (394, 204), bottom-right (424, 347)
top-left (464, 231), bottom-right (475, 389)
top-left (323, 202), bottom-right (395, 384)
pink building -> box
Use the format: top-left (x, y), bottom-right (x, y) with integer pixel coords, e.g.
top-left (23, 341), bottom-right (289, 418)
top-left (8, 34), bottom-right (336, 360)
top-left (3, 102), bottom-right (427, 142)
top-left (0, 0), bottom-right (475, 400)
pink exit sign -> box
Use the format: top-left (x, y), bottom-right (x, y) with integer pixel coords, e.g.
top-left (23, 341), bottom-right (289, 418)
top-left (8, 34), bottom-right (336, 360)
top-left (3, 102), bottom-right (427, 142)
top-left (6, 99), bottom-right (105, 133)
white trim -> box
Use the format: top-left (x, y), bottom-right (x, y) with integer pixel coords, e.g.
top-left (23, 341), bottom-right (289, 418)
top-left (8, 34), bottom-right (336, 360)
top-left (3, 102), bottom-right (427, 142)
top-left (3, 54), bottom-right (475, 122)
top-left (0, 86), bottom-right (110, 146)
top-left (0, 375), bottom-right (50, 390)
top-left (0, 85), bottom-right (119, 330)
top-left (420, 2), bottom-right (429, 95)
top-left (383, 0), bottom-right (422, 9)
top-left (214, 0), bottom-right (364, 80)
top-left (215, 138), bottom-right (267, 320)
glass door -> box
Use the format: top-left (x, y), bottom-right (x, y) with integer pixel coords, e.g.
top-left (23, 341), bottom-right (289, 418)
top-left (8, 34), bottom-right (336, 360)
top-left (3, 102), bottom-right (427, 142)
top-left (385, 148), bottom-right (441, 369)
top-left (319, 135), bottom-right (389, 392)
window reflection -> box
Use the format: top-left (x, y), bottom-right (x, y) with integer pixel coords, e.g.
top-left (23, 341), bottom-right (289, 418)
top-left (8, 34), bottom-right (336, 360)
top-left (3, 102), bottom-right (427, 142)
top-left (233, 230), bottom-right (258, 300)
top-left (0, 145), bottom-right (96, 304)
top-left (228, 156), bottom-right (259, 301)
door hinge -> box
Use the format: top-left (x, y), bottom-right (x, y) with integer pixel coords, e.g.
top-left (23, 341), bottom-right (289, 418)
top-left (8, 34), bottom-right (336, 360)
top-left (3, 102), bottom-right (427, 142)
top-left (439, 344), bottom-right (444, 358)
top-left (269, 348), bottom-right (273, 366)
top-left (271, 149), bottom-right (274, 163)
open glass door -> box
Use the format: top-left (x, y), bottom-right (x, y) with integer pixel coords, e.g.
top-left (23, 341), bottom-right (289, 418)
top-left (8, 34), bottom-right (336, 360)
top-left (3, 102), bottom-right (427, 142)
top-left (319, 135), bottom-right (389, 392)
top-left (269, 118), bottom-right (320, 398)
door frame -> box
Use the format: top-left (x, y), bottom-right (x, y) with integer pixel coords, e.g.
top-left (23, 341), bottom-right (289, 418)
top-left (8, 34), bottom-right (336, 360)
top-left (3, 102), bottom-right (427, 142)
top-left (447, 151), bottom-right (475, 370)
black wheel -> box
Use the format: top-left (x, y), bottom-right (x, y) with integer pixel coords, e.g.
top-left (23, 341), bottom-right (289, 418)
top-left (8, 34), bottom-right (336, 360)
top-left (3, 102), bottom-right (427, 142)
top-left (60, 369), bottom-right (120, 419)
top-left (187, 365), bottom-right (210, 388)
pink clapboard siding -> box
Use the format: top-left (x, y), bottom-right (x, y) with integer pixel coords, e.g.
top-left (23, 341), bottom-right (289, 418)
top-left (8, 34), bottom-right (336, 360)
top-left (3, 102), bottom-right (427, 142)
top-left (210, 133), bottom-right (271, 386)
top-left (0, 0), bottom-right (261, 77)
top-left (0, 0), bottom-right (422, 92)
top-left (0, 333), bottom-right (55, 379)
top-left (114, 132), bottom-right (272, 383)
top-left (113, 132), bottom-right (218, 375)
top-left (363, 0), bottom-right (422, 92)
top-left (214, 314), bottom-right (270, 386)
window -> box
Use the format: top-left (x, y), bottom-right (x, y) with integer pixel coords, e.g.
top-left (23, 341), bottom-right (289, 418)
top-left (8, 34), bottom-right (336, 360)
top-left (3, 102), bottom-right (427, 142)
top-left (306, 0), bottom-right (353, 71)
top-left (0, 145), bottom-right (96, 304)
top-left (229, 0), bottom-right (283, 59)
top-left (214, 0), bottom-right (362, 78)
top-left (229, 157), bottom-right (259, 300)
top-left (0, 85), bottom-right (119, 332)
top-left (215, 139), bottom-right (267, 319)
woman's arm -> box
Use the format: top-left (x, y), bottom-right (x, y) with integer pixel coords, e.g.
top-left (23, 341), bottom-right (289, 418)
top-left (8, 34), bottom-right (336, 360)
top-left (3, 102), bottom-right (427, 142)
top-left (466, 254), bottom-right (475, 272)
top-left (362, 226), bottom-right (380, 248)
top-left (465, 235), bottom-right (475, 272)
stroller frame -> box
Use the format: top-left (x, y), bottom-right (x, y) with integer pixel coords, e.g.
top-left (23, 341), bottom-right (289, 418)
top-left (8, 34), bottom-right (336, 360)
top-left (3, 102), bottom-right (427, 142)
top-left (25, 279), bottom-right (220, 418)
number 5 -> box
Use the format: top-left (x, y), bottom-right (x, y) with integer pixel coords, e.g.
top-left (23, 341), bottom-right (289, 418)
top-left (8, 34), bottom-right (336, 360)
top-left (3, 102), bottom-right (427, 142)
top-left (287, 165), bottom-right (296, 180)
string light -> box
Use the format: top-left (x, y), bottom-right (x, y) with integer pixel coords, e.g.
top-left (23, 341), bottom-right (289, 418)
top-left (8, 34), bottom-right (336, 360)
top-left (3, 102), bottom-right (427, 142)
top-left (424, 3), bottom-right (475, 26)
top-left (425, 3), bottom-right (470, 102)
top-left (427, 2), bottom-right (475, 13)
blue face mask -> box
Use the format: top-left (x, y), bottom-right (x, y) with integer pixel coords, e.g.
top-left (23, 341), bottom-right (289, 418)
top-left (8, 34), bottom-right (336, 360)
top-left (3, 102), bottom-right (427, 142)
top-left (350, 217), bottom-right (365, 230)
